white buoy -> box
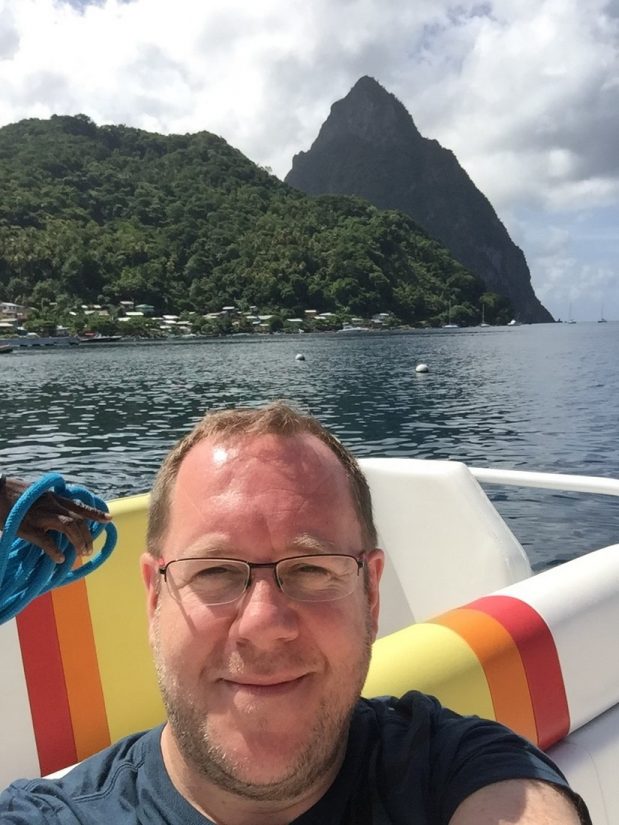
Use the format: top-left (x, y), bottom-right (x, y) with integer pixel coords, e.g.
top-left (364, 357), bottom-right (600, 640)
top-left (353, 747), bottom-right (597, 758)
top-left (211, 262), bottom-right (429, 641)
top-left (295, 353), bottom-right (306, 361)
top-left (415, 363), bottom-right (429, 373)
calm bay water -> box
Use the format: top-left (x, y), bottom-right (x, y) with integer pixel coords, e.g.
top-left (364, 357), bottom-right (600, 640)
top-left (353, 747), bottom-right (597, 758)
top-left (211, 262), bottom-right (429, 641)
top-left (1, 322), bottom-right (618, 569)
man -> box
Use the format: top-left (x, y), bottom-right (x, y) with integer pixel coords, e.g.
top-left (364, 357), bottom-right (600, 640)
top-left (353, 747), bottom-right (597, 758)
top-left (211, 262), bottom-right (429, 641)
top-left (0, 402), bottom-right (589, 823)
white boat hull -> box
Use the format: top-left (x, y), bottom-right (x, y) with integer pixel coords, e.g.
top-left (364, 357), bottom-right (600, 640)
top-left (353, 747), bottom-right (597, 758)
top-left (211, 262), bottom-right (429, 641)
top-left (1, 458), bottom-right (618, 822)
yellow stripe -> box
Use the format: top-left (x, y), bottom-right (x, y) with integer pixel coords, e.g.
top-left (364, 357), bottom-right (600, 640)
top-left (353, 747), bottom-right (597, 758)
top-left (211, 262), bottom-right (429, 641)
top-left (364, 623), bottom-right (495, 720)
top-left (87, 495), bottom-right (164, 742)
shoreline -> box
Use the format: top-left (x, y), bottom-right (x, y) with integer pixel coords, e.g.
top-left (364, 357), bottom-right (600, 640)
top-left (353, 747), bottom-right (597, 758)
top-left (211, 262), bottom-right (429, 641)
top-left (1, 321), bottom-right (605, 351)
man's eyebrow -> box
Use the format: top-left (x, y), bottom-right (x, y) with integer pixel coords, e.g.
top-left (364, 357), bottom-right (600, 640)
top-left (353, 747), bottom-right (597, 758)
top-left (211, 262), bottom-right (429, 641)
top-left (179, 535), bottom-right (233, 558)
top-left (289, 534), bottom-right (337, 554)
top-left (174, 534), bottom-right (337, 559)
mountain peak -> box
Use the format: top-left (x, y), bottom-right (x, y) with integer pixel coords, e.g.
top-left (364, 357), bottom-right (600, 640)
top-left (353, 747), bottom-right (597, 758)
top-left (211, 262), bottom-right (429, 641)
top-left (312, 76), bottom-right (422, 150)
top-left (285, 80), bottom-right (553, 323)
top-left (350, 75), bottom-right (387, 95)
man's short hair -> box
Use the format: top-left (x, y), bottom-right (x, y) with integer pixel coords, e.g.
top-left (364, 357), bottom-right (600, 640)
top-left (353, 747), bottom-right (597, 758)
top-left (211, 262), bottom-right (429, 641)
top-left (147, 400), bottom-right (377, 554)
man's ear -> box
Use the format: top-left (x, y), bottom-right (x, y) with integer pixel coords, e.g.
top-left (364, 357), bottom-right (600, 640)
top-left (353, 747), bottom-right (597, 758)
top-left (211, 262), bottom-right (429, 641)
top-left (366, 548), bottom-right (384, 641)
top-left (140, 552), bottom-right (160, 622)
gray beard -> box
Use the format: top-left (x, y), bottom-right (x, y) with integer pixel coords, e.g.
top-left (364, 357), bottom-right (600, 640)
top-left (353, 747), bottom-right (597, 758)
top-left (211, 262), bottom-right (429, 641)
top-left (153, 614), bottom-right (373, 802)
top-left (162, 683), bottom-right (351, 801)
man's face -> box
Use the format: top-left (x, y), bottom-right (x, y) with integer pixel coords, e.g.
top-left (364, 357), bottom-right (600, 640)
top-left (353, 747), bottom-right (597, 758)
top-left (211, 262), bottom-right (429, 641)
top-left (141, 432), bottom-right (383, 801)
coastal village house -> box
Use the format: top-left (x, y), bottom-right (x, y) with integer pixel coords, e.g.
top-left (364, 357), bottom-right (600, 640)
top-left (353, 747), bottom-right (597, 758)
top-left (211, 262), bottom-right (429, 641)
top-left (0, 302), bottom-right (30, 320)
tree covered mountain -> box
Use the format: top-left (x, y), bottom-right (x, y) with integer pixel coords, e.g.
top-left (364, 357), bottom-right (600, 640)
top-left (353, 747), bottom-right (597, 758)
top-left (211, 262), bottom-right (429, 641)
top-left (286, 76), bottom-right (551, 323)
top-left (0, 114), bottom-right (511, 326)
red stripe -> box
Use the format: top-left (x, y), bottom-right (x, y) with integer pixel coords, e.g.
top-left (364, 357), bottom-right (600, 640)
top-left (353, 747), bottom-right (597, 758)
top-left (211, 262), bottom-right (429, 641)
top-left (16, 593), bottom-right (78, 774)
top-left (468, 595), bottom-right (569, 749)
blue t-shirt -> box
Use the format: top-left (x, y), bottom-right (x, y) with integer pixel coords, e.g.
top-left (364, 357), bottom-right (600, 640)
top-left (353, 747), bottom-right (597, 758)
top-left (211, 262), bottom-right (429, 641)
top-left (0, 692), bottom-right (589, 824)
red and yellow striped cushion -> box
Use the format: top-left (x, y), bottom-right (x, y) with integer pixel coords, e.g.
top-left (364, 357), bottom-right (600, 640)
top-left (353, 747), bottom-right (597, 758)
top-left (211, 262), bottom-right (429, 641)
top-left (365, 594), bottom-right (569, 750)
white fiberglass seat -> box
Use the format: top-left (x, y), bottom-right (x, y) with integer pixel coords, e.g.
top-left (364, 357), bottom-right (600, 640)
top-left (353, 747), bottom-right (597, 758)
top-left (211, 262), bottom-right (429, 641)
top-left (359, 458), bottom-right (532, 636)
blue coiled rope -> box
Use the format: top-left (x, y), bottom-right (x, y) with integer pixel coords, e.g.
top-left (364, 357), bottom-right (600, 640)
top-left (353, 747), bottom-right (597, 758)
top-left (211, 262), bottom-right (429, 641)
top-left (0, 473), bottom-right (117, 624)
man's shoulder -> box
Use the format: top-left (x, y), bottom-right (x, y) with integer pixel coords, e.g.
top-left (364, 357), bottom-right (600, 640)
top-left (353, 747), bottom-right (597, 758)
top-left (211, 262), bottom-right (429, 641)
top-left (28, 725), bottom-right (156, 795)
top-left (356, 689), bottom-right (449, 733)
top-left (352, 692), bottom-right (587, 824)
top-left (357, 690), bottom-right (491, 764)
top-left (0, 726), bottom-right (161, 824)
top-left (357, 689), bottom-right (566, 772)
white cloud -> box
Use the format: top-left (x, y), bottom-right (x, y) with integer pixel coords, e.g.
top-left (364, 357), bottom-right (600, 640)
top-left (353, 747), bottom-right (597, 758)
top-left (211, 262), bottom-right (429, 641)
top-left (532, 252), bottom-right (616, 323)
top-left (0, 0), bottom-right (617, 319)
top-left (404, 0), bottom-right (619, 212)
top-left (0, 4), bottom-right (19, 59)
top-left (509, 206), bottom-right (619, 321)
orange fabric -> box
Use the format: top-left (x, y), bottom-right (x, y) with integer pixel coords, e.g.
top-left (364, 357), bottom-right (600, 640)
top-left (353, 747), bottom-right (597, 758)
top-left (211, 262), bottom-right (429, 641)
top-left (433, 607), bottom-right (538, 743)
top-left (52, 581), bottom-right (111, 760)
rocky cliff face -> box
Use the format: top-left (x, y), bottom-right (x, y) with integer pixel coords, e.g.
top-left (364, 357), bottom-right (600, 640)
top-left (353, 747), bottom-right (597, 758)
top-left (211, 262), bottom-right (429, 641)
top-left (285, 76), bottom-right (553, 323)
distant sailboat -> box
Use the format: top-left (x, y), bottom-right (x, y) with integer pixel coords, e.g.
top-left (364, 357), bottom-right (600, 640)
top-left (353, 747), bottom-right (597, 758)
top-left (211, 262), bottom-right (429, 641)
top-left (567, 302), bottom-right (576, 324)
top-left (442, 301), bottom-right (459, 329)
top-left (598, 303), bottom-right (607, 323)
top-left (480, 304), bottom-right (490, 327)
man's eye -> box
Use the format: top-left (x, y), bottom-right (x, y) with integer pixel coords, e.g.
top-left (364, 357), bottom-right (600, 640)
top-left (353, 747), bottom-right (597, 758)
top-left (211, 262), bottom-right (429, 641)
top-left (190, 564), bottom-right (242, 582)
top-left (198, 564), bottom-right (237, 575)
top-left (290, 563), bottom-right (331, 577)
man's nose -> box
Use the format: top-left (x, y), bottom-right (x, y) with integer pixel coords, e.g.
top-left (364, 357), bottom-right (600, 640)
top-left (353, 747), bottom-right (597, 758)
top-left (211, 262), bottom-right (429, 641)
top-left (232, 570), bottom-right (300, 645)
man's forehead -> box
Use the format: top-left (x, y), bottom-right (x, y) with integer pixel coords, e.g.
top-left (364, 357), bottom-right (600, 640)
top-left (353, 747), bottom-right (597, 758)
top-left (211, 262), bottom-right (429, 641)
top-left (162, 431), bottom-right (362, 552)
top-left (177, 431), bottom-right (341, 481)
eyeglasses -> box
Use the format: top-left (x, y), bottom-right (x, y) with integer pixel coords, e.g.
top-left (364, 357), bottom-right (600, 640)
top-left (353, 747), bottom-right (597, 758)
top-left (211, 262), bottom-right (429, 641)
top-left (158, 554), bottom-right (366, 606)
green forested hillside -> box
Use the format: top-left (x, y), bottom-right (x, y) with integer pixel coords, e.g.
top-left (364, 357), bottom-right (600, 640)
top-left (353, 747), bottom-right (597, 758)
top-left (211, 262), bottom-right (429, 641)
top-left (0, 114), bottom-right (511, 325)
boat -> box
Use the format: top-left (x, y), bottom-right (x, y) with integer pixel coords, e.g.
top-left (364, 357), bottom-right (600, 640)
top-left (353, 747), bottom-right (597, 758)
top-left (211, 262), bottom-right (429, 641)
top-left (1, 459), bottom-right (618, 823)
top-left (78, 334), bottom-right (123, 344)
top-left (480, 304), bottom-right (490, 327)
top-left (337, 324), bottom-right (371, 333)
top-left (0, 344), bottom-right (13, 354)
top-left (598, 304), bottom-right (607, 323)
top-left (566, 302), bottom-right (577, 324)
top-left (442, 302), bottom-right (459, 329)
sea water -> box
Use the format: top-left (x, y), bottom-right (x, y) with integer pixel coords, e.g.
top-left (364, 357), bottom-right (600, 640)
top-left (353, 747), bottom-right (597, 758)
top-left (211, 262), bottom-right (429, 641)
top-left (1, 322), bottom-right (618, 569)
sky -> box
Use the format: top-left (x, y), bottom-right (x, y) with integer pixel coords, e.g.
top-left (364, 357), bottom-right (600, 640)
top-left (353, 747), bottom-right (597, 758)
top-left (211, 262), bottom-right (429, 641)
top-left (0, 0), bottom-right (617, 322)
